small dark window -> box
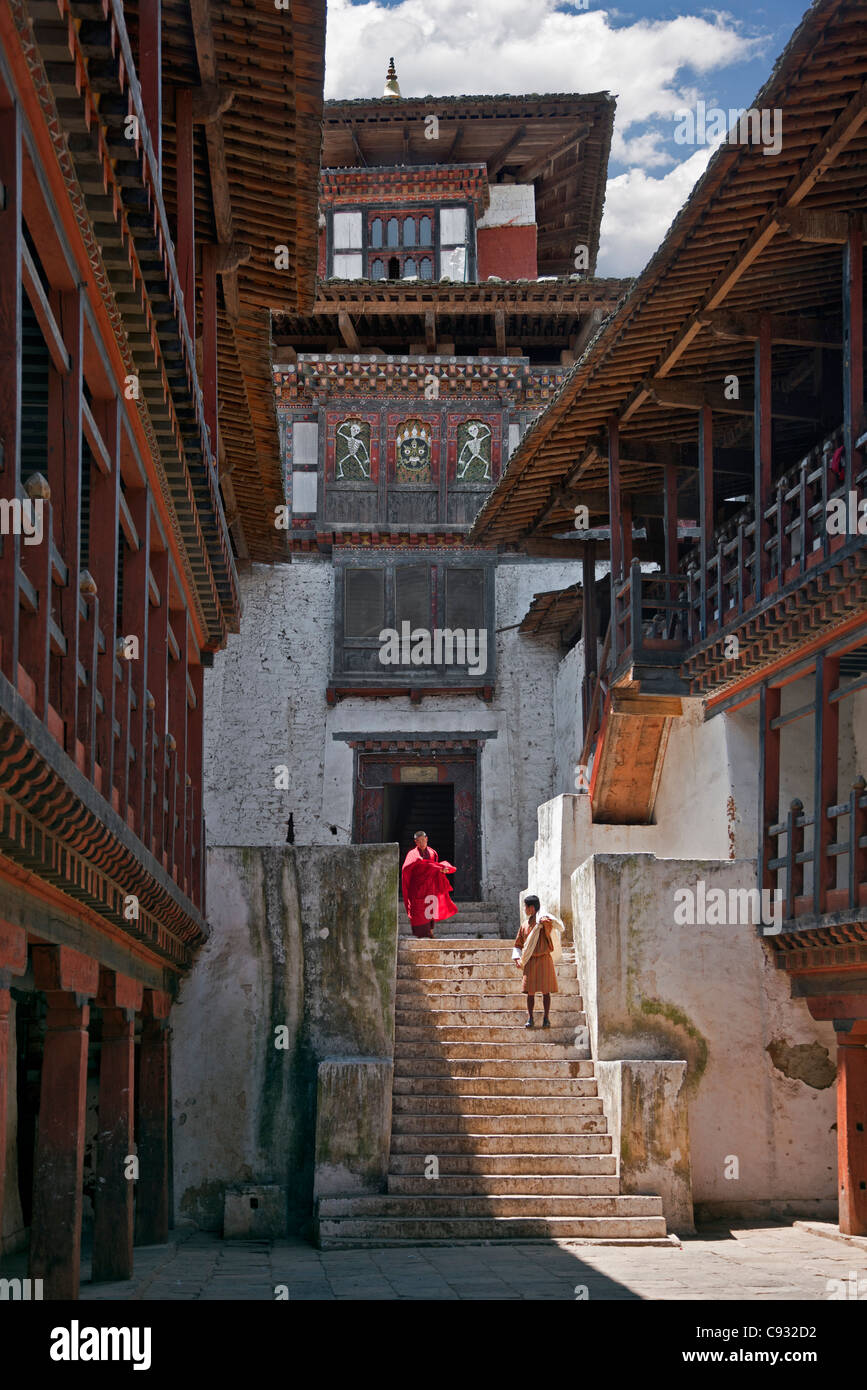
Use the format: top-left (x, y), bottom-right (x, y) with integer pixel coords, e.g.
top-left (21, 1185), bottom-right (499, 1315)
top-left (420, 216), bottom-right (432, 245)
top-left (396, 565), bottom-right (430, 631)
top-left (446, 568), bottom-right (485, 631)
top-left (387, 218), bottom-right (399, 247)
top-left (371, 218), bottom-right (383, 248)
top-left (388, 255), bottom-right (400, 279)
top-left (403, 217), bottom-right (416, 247)
top-left (345, 568), bottom-right (385, 638)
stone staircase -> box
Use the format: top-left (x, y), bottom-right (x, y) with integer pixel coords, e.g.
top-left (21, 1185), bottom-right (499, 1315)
top-left (399, 900), bottom-right (502, 938)
top-left (315, 937), bottom-right (671, 1248)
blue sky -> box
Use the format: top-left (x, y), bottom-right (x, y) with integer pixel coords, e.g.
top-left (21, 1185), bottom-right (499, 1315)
top-left (325, 0), bottom-right (810, 275)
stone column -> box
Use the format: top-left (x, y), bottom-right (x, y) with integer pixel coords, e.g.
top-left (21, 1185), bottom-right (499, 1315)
top-left (837, 1032), bottom-right (867, 1237)
top-left (134, 988), bottom-right (171, 1246)
top-left (0, 920), bottom-right (27, 1253)
top-left (92, 970), bottom-right (143, 1282)
top-left (29, 945), bottom-right (99, 1300)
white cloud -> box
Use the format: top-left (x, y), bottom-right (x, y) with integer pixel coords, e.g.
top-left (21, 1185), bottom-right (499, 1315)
top-left (324, 0), bottom-right (766, 275)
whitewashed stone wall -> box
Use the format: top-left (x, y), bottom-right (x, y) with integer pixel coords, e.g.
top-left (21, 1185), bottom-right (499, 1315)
top-left (204, 557), bottom-right (580, 923)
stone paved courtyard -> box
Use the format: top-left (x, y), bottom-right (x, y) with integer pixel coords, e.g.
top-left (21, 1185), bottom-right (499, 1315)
top-left (1, 1223), bottom-right (841, 1300)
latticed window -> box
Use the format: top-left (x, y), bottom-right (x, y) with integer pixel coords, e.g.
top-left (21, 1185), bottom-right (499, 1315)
top-left (328, 204), bottom-right (467, 281)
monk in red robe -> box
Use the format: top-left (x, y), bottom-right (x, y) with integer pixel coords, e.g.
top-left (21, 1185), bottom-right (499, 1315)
top-left (401, 830), bottom-right (457, 938)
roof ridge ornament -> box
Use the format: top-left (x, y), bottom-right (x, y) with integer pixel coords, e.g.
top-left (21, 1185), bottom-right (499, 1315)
top-left (383, 57), bottom-right (401, 99)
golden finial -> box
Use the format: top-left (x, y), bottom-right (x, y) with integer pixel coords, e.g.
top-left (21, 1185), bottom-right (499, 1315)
top-left (383, 57), bottom-right (401, 99)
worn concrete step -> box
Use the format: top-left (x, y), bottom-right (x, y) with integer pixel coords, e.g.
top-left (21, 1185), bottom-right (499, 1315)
top-left (392, 1093), bottom-right (603, 1117)
top-left (392, 1057), bottom-right (595, 1080)
top-left (391, 1112), bottom-right (608, 1135)
top-left (316, 1215), bottom-right (670, 1244)
top-left (392, 1076), bottom-right (598, 1098)
top-left (320, 1194), bottom-right (663, 1220)
top-left (398, 942), bottom-right (512, 959)
top-left (394, 1023), bottom-right (584, 1043)
top-left (397, 963), bottom-right (578, 983)
top-left (396, 984), bottom-right (583, 1005)
top-left (388, 1152), bottom-right (617, 1176)
top-left (395, 1009), bottom-right (586, 1030)
top-left (394, 1041), bottom-right (590, 1061)
top-left (386, 1174), bottom-right (621, 1195)
top-left (388, 1132), bottom-right (613, 1156)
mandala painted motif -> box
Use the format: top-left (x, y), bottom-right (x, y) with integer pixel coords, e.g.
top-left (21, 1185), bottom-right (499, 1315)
top-left (335, 419), bottom-right (372, 480)
top-left (456, 420), bottom-right (492, 482)
top-left (395, 420), bottom-right (433, 483)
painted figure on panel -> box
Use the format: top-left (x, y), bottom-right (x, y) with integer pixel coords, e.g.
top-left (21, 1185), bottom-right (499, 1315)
top-left (336, 418), bottom-right (372, 479)
top-left (395, 420), bottom-right (433, 483)
top-left (401, 830), bottom-right (457, 937)
top-left (456, 420), bottom-right (492, 482)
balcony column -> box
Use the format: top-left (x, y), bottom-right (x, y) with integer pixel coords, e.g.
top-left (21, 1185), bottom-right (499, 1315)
top-left (139, 0), bottom-right (162, 181)
top-left (0, 920), bottom-right (27, 1250)
top-left (758, 682), bottom-right (781, 903)
top-left (0, 102), bottom-right (22, 682)
top-left (753, 313), bottom-right (772, 596)
top-left (581, 540), bottom-right (597, 731)
top-left (836, 1029), bottom-right (867, 1237)
top-left (698, 405), bottom-right (713, 639)
top-left (92, 970), bottom-right (143, 1283)
top-left (134, 988), bottom-right (172, 1246)
top-left (814, 652), bottom-right (840, 915)
top-left (29, 945), bottom-right (99, 1300)
top-left (202, 244), bottom-right (218, 457)
top-left (843, 224), bottom-right (864, 494)
top-left (607, 417), bottom-right (622, 661)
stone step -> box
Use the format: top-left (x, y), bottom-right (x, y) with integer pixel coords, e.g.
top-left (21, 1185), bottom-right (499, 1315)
top-left (386, 1174), bottom-right (622, 1196)
top-left (392, 1058), bottom-right (595, 1079)
top-left (397, 963), bottom-right (576, 982)
top-left (392, 1093), bottom-right (603, 1117)
top-left (398, 941), bottom-right (512, 958)
top-left (388, 1152), bottom-right (617, 1176)
top-left (394, 1023), bottom-right (584, 1042)
top-left (392, 1076), bottom-right (599, 1098)
top-left (316, 1215), bottom-right (670, 1245)
top-left (395, 1008), bottom-right (585, 1029)
top-left (389, 1132), bottom-right (613, 1156)
top-left (391, 1113), bottom-right (608, 1135)
top-left (319, 1194), bottom-right (663, 1220)
top-left (396, 983), bottom-right (583, 1004)
top-left (394, 1041), bottom-right (590, 1061)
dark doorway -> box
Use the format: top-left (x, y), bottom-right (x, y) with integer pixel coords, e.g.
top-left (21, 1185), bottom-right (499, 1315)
top-left (383, 782), bottom-right (455, 869)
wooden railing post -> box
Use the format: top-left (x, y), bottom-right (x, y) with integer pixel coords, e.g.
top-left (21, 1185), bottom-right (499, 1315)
top-left (849, 774), bottom-right (867, 912)
top-left (786, 798), bottom-right (804, 920)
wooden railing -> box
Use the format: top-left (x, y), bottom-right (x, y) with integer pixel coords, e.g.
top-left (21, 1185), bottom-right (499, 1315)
top-left (613, 559), bottom-right (692, 669)
top-left (768, 776), bottom-right (867, 921)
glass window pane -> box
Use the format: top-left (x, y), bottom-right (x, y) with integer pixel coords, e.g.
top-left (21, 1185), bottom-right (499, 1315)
top-left (440, 207), bottom-right (467, 244)
top-left (439, 245), bottom-right (467, 281)
top-left (403, 217), bottom-right (416, 247)
top-left (419, 257), bottom-right (433, 281)
top-left (396, 565), bottom-right (430, 631)
top-left (371, 258), bottom-right (385, 280)
top-left (403, 258), bottom-right (416, 278)
top-left (345, 569), bottom-right (385, 638)
top-left (419, 216), bottom-right (432, 245)
top-left (387, 217), bottom-right (400, 247)
top-left (333, 211), bottom-right (362, 249)
top-left (333, 253), bottom-right (363, 279)
top-left (445, 568), bottom-right (485, 631)
top-left (371, 218), bottom-right (383, 248)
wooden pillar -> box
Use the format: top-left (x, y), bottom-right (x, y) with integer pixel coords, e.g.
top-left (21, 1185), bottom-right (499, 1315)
top-left (758, 683), bottom-right (781, 899)
top-left (147, 549), bottom-right (169, 858)
top-left (169, 615), bottom-right (189, 876)
top-left (187, 661), bottom-right (204, 907)
top-left (0, 919), bottom-right (26, 1248)
top-left (754, 313), bottom-right (772, 599)
top-left (202, 244), bottom-right (218, 455)
top-left (843, 225), bottom-right (864, 495)
top-left (47, 290), bottom-right (83, 757)
top-left (92, 970), bottom-right (143, 1282)
top-left (175, 89), bottom-right (195, 337)
top-left (814, 652), bottom-right (840, 915)
top-left (699, 405), bottom-right (713, 639)
top-left (139, 0), bottom-right (162, 181)
top-left (123, 492), bottom-right (151, 837)
top-left (90, 398), bottom-right (121, 790)
top-left (135, 989), bottom-right (171, 1246)
top-left (837, 1033), bottom-right (867, 1237)
top-left (29, 946), bottom-right (99, 1300)
top-left (607, 418), bottom-right (622, 660)
top-left (0, 102), bottom-right (22, 683)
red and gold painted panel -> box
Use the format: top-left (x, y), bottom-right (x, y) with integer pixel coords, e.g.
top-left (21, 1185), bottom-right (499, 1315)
top-left (387, 412), bottom-right (441, 483)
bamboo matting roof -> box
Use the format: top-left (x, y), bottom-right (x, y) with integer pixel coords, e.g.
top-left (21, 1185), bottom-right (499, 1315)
top-left (471, 0), bottom-right (867, 546)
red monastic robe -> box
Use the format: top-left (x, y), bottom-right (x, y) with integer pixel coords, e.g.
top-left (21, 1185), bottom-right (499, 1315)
top-left (401, 846), bottom-right (458, 936)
